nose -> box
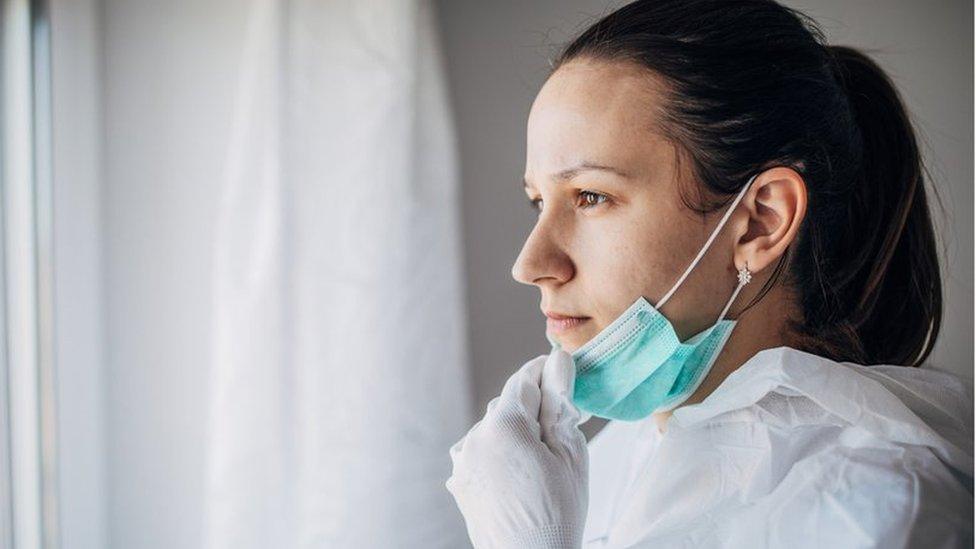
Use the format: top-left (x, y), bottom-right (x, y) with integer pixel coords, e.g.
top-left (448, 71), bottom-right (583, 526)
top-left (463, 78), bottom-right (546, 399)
top-left (511, 216), bottom-right (575, 287)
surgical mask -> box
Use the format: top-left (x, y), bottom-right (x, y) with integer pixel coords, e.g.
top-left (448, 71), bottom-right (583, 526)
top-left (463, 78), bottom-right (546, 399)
top-left (546, 173), bottom-right (757, 421)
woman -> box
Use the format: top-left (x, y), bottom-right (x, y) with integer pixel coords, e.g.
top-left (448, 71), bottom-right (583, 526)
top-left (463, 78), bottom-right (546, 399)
top-left (445, 0), bottom-right (973, 547)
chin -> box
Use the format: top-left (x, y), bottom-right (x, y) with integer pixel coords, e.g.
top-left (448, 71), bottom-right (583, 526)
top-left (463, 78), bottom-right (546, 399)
top-left (553, 334), bottom-right (590, 354)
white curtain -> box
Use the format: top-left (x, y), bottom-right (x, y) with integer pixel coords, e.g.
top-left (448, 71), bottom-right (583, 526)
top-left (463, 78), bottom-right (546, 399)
top-left (204, 1), bottom-right (472, 547)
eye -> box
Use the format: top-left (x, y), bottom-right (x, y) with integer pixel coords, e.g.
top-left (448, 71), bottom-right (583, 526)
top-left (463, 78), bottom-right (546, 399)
top-left (528, 197), bottom-right (543, 212)
top-left (578, 190), bottom-right (609, 209)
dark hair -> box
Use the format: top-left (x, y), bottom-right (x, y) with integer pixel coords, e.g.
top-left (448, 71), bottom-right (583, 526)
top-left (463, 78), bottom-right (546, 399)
top-left (552, 0), bottom-right (945, 367)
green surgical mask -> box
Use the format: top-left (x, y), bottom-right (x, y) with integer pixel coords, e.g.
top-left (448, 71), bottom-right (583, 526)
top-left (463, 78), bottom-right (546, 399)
top-left (546, 173), bottom-right (757, 421)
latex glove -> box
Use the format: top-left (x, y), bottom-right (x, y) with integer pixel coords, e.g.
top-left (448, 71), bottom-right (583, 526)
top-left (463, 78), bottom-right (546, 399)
top-left (446, 345), bottom-right (589, 549)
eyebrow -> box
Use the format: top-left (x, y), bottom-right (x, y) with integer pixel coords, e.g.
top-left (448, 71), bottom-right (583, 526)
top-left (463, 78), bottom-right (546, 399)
top-left (522, 161), bottom-right (631, 189)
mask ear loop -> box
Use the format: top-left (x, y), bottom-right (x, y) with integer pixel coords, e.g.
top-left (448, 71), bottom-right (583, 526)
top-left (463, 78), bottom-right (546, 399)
top-left (655, 173), bottom-right (759, 311)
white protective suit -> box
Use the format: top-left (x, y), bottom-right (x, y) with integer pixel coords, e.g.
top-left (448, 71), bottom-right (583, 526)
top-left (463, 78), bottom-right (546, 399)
top-left (583, 345), bottom-right (973, 548)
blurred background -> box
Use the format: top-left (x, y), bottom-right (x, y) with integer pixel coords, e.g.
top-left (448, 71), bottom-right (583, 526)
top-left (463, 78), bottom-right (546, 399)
top-left (1, 0), bottom-right (970, 547)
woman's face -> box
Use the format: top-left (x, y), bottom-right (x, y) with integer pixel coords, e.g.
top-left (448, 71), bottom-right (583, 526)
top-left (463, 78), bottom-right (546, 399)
top-left (513, 58), bottom-right (740, 353)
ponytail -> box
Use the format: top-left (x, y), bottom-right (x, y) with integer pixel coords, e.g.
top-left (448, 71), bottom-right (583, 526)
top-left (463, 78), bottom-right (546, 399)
top-left (802, 45), bottom-right (943, 366)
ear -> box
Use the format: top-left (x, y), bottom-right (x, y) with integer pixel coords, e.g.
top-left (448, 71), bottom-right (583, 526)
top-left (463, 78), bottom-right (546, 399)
top-left (733, 166), bottom-right (807, 274)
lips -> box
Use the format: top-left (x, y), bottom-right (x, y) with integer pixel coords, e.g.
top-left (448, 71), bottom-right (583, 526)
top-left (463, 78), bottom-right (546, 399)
top-left (544, 311), bottom-right (591, 333)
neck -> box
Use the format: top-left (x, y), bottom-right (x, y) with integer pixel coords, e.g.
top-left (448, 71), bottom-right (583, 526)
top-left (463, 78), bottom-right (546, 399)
top-left (652, 282), bottom-right (800, 434)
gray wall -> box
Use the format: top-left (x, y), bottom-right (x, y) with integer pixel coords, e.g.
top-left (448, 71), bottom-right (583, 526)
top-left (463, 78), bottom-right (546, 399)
top-left (436, 0), bottom-right (974, 418)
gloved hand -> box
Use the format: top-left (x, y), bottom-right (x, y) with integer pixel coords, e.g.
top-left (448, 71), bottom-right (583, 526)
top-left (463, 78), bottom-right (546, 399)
top-left (446, 345), bottom-right (589, 549)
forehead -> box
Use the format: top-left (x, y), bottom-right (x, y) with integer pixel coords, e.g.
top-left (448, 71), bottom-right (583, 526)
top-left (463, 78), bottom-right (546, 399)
top-left (526, 58), bottom-right (671, 176)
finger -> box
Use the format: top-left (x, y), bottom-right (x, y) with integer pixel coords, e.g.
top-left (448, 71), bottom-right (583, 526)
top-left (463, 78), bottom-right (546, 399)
top-left (539, 346), bottom-right (583, 451)
top-left (564, 426), bottom-right (589, 478)
top-left (485, 354), bottom-right (547, 445)
top-left (540, 346), bottom-right (578, 425)
top-left (495, 354), bottom-right (547, 418)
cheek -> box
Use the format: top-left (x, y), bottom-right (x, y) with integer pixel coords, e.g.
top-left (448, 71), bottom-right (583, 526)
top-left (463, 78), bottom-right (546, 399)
top-left (576, 213), bottom-right (672, 316)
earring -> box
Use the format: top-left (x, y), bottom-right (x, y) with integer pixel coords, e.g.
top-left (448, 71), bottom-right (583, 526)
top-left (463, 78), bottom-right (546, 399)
top-left (737, 261), bottom-right (752, 286)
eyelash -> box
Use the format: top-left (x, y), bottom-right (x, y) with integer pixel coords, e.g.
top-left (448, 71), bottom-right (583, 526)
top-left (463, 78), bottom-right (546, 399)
top-left (528, 190), bottom-right (610, 212)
